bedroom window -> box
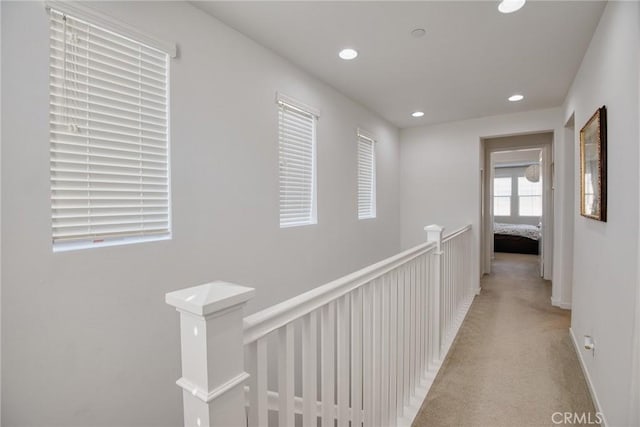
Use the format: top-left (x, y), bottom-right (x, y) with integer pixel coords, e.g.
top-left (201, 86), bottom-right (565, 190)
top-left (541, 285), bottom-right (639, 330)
top-left (49, 7), bottom-right (172, 251)
top-left (357, 130), bottom-right (376, 220)
top-left (277, 93), bottom-right (318, 228)
top-left (517, 177), bottom-right (542, 216)
top-left (493, 177), bottom-right (512, 216)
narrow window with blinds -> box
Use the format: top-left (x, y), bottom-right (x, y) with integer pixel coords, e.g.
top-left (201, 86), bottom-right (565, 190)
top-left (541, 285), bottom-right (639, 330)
top-left (278, 96), bottom-right (318, 228)
top-left (49, 9), bottom-right (171, 250)
top-left (357, 131), bottom-right (376, 219)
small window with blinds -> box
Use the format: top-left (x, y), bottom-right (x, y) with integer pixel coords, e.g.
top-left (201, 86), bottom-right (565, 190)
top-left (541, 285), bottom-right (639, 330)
top-left (357, 130), bottom-right (376, 219)
top-left (49, 8), bottom-right (171, 250)
top-left (277, 94), bottom-right (318, 228)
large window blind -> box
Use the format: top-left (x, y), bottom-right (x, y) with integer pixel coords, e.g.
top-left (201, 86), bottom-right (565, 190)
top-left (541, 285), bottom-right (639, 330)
top-left (357, 131), bottom-right (376, 219)
top-left (278, 96), bottom-right (318, 228)
top-left (49, 8), bottom-right (171, 250)
top-left (517, 176), bottom-right (542, 216)
top-left (493, 177), bottom-right (512, 216)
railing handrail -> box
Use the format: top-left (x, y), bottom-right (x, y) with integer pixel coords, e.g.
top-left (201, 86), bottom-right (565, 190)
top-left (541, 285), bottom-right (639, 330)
top-left (243, 224), bottom-right (470, 345)
top-left (443, 224), bottom-right (472, 243)
top-left (243, 241), bottom-right (434, 345)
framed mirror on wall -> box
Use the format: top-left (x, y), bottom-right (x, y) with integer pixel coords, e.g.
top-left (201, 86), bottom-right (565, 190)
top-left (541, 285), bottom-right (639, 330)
top-left (580, 105), bottom-right (607, 221)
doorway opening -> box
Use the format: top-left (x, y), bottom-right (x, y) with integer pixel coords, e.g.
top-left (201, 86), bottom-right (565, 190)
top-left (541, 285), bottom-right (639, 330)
top-left (481, 132), bottom-right (554, 281)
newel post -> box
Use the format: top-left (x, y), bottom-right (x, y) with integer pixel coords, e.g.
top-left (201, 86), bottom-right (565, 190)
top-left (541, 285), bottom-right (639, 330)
top-left (425, 224), bottom-right (444, 364)
top-left (166, 281), bottom-right (255, 427)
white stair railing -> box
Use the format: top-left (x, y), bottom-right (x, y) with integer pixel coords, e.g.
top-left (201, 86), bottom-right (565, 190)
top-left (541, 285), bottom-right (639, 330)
top-left (440, 225), bottom-right (475, 356)
top-left (166, 224), bottom-right (475, 427)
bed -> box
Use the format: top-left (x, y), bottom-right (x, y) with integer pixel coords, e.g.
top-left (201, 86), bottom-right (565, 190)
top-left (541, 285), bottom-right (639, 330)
top-left (493, 223), bottom-right (540, 255)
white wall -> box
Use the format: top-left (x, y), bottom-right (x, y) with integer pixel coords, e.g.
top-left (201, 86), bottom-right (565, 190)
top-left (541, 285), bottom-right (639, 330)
top-left (400, 107), bottom-right (562, 289)
top-left (0, 2), bottom-right (401, 425)
top-left (562, 2), bottom-right (640, 425)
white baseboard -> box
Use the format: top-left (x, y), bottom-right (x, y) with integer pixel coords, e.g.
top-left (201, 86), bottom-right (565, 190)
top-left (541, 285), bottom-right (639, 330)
top-left (569, 328), bottom-right (607, 427)
top-left (551, 297), bottom-right (572, 310)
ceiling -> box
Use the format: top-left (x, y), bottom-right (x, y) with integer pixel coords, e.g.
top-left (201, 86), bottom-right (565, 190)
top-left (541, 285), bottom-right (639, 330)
top-left (192, 1), bottom-right (606, 128)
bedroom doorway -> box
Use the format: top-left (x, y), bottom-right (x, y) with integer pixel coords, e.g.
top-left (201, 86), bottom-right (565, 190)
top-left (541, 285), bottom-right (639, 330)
top-left (493, 149), bottom-right (543, 271)
top-left (482, 133), bottom-right (554, 280)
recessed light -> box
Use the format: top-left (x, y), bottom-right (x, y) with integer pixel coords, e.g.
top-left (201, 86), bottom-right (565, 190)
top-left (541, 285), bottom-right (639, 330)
top-left (508, 94), bottom-right (524, 102)
top-left (410, 28), bottom-right (426, 38)
top-left (498, 0), bottom-right (526, 14)
top-left (412, 111), bottom-right (425, 117)
top-left (338, 48), bottom-right (358, 60)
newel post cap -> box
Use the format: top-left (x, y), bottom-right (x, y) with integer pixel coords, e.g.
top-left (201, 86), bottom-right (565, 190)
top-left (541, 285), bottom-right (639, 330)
top-left (165, 281), bottom-right (255, 316)
top-left (424, 224), bottom-right (445, 249)
top-left (424, 224), bottom-right (445, 234)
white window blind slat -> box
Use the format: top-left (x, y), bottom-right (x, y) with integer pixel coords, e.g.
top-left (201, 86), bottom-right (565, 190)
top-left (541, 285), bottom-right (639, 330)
top-left (50, 94), bottom-right (168, 121)
top-left (357, 131), bottom-right (376, 219)
top-left (49, 106), bottom-right (167, 131)
top-left (49, 75), bottom-right (167, 105)
top-left (278, 98), bottom-right (317, 228)
top-left (51, 139), bottom-right (167, 157)
top-left (49, 34), bottom-right (167, 72)
top-left (49, 38), bottom-right (167, 78)
top-left (49, 9), bottom-right (171, 250)
top-left (51, 118), bottom-right (167, 137)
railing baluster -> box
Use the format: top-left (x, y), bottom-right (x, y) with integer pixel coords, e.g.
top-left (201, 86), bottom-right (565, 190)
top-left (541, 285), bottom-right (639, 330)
top-left (278, 324), bottom-right (295, 426)
top-left (445, 241), bottom-right (449, 341)
top-left (423, 254), bottom-right (430, 373)
top-left (447, 241), bottom-right (452, 341)
top-left (363, 283), bottom-right (373, 425)
top-left (409, 260), bottom-right (416, 396)
top-left (381, 275), bottom-right (390, 425)
top-left (351, 287), bottom-right (363, 427)
top-left (411, 259), bottom-right (420, 386)
top-left (424, 254), bottom-right (430, 373)
top-left (337, 295), bottom-right (350, 426)
top-left (403, 264), bottom-right (411, 407)
top-left (247, 338), bottom-right (268, 427)
top-left (396, 267), bottom-right (405, 416)
top-left (425, 224), bottom-right (444, 364)
top-left (321, 302), bottom-right (336, 427)
top-left (417, 255), bottom-right (424, 382)
top-left (302, 311), bottom-right (318, 426)
top-left (372, 278), bottom-right (382, 426)
top-left (451, 241), bottom-right (455, 335)
top-left (456, 239), bottom-right (460, 312)
top-left (389, 270), bottom-right (398, 425)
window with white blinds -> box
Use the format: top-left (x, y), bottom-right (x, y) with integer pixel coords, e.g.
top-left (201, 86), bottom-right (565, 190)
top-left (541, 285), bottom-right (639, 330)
top-left (49, 9), bottom-right (171, 250)
top-left (357, 131), bottom-right (376, 219)
top-left (278, 96), bottom-right (317, 228)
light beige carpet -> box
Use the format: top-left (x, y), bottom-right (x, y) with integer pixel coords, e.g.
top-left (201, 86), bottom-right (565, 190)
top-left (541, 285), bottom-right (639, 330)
top-left (413, 253), bottom-right (597, 427)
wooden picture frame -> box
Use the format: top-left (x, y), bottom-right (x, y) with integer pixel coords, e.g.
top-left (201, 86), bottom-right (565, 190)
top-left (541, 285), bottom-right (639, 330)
top-left (579, 106), bottom-right (607, 221)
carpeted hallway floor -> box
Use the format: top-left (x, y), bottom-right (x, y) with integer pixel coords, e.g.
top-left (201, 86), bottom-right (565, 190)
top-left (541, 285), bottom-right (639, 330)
top-left (413, 253), bottom-right (597, 427)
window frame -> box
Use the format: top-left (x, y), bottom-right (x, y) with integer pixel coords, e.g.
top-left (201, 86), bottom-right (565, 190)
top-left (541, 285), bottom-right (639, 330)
top-left (357, 129), bottom-right (377, 220)
top-left (493, 166), bottom-right (543, 220)
top-left (277, 93), bottom-right (319, 228)
top-left (493, 176), bottom-right (512, 217)
top-left (48, 5), bottom-right (174, 252)
top-left (517, 176), bottom-right (543, 217)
